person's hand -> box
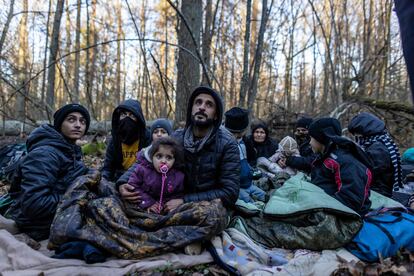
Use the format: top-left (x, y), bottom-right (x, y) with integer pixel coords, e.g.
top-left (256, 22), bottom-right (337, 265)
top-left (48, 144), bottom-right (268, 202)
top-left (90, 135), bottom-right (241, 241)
top-left (119, 183), bottom-right (141, 203)
top-left (277, 156), bottom-right (287, 168)
top-left (164, 199), bottom-right (184, 213)
top-left (148, 202), bottom-right (161, 213)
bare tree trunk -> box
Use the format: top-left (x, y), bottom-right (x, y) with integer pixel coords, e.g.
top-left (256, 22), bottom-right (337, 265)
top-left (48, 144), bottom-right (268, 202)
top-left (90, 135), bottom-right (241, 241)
top-left (175, 0), bottom-right (202, 123)
top-left (247, 0), bottom-right (272, 110)
top-left (0, 0), bottom-right (15, 55)
top-left (15, 0), bottom-right (29, 122)
top-left (73, 0), bottom-right (81, 103)
top-left (201, 0), bottom-right (213, 85)
top-left (64, 0), bottom-right (72, 97)
top-left (46, 0), bottom-right (65, 113)
top-left (41, 0), bottom-right (52, 111)
top-left (116, 0), bottom-right (123, 105)
top-left (239, 0), bottom-right (252, 107)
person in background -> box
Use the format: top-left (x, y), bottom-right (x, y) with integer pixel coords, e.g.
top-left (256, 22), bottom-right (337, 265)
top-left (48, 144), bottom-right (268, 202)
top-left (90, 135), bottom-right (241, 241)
top-left (101, 99), bottom-right (150, 182)
top-left (348, 112), bottom-right (403, 198)
top-left (224, 107), bottom-right (265, 203)
top-left (309, 118), bottom-right (373, 216)
top-left (246, 121), bottom-right (278, 166)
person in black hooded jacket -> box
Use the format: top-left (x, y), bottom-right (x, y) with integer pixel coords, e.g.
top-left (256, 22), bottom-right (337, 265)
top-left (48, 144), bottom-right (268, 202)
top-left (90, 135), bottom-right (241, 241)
top-left (101, 99), bottom-right (150, 182)
top-left (309, 117), bottom-right (373, 216)
top-left (348, 112), bottom-right (403, 198)
top-left (246, 122), bottom-right (278, 166)
top-left (8, 104), bottom-right (91, 241)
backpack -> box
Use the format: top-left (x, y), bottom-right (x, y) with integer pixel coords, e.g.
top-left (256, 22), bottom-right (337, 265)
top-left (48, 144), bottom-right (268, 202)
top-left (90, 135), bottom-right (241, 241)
top-left (346, 207), bottom-right (414, 262)
top-left (0, 143), bottom-right (27, 183)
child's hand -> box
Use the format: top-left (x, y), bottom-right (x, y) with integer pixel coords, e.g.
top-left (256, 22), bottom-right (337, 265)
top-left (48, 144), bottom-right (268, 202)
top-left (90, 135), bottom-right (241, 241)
top-left (278, 155), bottom-right (287, 168)
top-left (148, 202), bottom-right (161, 213)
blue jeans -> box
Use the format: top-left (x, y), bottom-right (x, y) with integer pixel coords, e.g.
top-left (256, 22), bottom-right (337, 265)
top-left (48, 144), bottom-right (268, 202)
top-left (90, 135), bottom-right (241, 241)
top-left (239, 185), bottom-right (266, 203)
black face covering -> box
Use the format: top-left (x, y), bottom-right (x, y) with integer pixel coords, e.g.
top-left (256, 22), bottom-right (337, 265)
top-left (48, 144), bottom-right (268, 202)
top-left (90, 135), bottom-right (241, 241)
top-left (118, 117), bottom-right (140, 145)
top-left (295, 133), bottom-right (309, 146)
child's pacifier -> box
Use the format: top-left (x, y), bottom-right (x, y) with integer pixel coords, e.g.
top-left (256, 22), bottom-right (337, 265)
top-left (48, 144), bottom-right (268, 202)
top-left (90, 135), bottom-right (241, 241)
top-left (160, 164), bottom-right (169, 174)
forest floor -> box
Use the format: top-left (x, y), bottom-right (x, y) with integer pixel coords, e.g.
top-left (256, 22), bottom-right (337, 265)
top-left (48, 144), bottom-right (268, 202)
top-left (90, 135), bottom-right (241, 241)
top-left (0, 136), bottom-right (413, 275)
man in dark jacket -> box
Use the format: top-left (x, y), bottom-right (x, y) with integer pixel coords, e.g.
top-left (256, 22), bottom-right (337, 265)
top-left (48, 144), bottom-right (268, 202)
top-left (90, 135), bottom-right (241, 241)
top-left (348, 112), bottom-right (403, 198)
top-left (281, 116), bottom-right (316, 173)
top-left (8, 104), bottom-right (90, 241)
top-left (101, 99), bottom-right (150, 182)
top-left (309, 118), bottom-right (372, 216)
top-left (166, 86), bottom-right (240, 210)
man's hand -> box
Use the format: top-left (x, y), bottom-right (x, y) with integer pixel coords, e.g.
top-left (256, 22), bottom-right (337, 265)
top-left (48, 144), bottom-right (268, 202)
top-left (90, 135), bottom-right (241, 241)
top-left (119, 183), bottom-right (141, 203)
top-left (277, 155), bottom-right (287, 168)
top-left (164, 199), bottom-right (184, 213)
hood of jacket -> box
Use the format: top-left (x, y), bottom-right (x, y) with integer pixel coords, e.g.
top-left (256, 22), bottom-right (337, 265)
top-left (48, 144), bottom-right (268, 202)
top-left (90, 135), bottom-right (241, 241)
top-left (185, 86), bottom-right (224, 133)
top-left (112, 99), bottom-right (146, 135)
top-left (348, 112), bottom-right (386, 137)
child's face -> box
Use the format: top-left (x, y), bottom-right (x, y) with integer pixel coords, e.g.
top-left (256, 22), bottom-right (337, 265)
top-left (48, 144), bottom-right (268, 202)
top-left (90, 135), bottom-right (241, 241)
top-left (310, 137), bottom-right (325, 153)
top-left (153, 145), bottom-right (175, 173)
top-left (152, 128), bottom-right (169, 141)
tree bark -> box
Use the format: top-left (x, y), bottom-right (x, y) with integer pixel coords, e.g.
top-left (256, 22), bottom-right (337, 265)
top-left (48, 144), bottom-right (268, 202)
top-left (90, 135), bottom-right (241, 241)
top-left (0, 0), bottom-right (15, 55)
top-left (247, 0), bottom-right (272, 111)
top-left (73, 0), bottom-right (81, 102)
top-left (239, 0), bottom-right (252, 107)
top-left (46, 0), bottom-right (65, 113)
top-left (175, 0), bottom-right (202, 123)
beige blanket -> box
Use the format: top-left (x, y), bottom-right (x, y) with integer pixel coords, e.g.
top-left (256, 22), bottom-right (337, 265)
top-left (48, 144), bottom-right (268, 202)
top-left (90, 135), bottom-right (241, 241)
top-left (0, 227), bottom-right (212, 276)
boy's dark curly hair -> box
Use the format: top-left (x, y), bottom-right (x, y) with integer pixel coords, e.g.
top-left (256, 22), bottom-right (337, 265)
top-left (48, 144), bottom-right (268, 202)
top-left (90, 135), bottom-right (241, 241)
top-left (150, 136), bottom-right (185, 170)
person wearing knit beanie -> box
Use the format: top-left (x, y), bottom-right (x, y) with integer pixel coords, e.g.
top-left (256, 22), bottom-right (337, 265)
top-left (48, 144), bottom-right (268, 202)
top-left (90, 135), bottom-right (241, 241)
top-left (53, 103), bottom-right (91, 134)
top-left (150, 118), bottom-right (173, 141)
top-left (308, 117), bottom-right (372, 216)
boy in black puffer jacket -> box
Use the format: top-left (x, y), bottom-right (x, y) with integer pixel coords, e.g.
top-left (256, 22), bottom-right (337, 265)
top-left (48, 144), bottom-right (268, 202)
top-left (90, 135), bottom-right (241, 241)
top-left (309, 118), bottom-right (373, 216)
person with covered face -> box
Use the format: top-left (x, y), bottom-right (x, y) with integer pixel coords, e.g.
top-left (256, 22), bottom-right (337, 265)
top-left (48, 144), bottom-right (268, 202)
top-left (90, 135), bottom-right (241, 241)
top-left (101, 99), bottom-right (150, 182)
top-left (7, 104), bottom-right (91, 241)
top-left (348, 112), bottom-right (403, 198)
top-left (309, 118), bottom-right (373, 216)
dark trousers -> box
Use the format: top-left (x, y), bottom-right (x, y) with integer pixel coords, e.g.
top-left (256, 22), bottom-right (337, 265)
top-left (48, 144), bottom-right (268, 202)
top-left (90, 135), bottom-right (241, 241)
top-left (395, 0), bottom-right (414, 103)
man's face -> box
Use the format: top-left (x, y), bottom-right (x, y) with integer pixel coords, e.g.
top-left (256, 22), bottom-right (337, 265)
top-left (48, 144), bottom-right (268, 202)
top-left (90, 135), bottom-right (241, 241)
top-left (295, 127), bottom-right (309, 136)
top-left (191, 93), bottom-right (217, 127)
top-left (119, 110), bottom-right (137, 122)
top-left (60, 112), bottom-right (87, 142)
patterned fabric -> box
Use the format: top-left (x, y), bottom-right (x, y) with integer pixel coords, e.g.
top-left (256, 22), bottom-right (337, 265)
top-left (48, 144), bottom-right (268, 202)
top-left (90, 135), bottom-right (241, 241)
top-left (49, 172), bottom-right (228, 259)
top-left (356, 132), bottom-right (403, 191)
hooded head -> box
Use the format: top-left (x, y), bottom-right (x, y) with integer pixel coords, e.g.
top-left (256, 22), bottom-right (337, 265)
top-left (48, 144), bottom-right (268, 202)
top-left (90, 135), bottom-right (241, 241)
top-left (308, 117), bottom-right (342, 146)
top-left (348, 112), bottom-right (386, 137)
top-left (186, 86), bottom-right (223, 131)
top-left (296, 117), bottom-right (313, 130)
top-left (53, 103), bottom-right (90, 134)
top-left (112, 99), bottom-right (147, 145)
top-left (279, 136), bottom-right (298, 156)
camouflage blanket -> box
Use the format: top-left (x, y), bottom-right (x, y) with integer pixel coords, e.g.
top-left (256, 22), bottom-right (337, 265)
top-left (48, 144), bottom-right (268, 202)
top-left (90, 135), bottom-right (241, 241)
top-left (48, 171), bottom-right (227, 259)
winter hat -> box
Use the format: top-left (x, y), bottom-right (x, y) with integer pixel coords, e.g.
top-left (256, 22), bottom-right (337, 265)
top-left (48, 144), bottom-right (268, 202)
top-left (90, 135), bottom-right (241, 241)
top-left (308, 117), bottom-right (342, 145)
top-left (296, 117), bottom-right (313, 129)
top-left (224, 107), bottom-right (249, 133)
top-left (402, 148), bottom-right (414, 164)
top-left (150, 118), bottom-right (173, 136)
top-left (279, 136), bottom-right (298, 153)
top-left (53, 103), bottom-right (90, 133)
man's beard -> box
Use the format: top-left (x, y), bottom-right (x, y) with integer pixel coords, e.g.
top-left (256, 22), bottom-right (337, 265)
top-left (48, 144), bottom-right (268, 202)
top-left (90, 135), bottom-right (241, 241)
top-left (295, 133), bottom-right (309, 146)
top-left (191, 112), bottom-right (215, 128)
